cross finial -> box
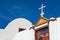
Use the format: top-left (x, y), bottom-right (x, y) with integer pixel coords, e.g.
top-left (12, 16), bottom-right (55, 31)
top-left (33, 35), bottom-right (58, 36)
top-left (39, 4), bottom-right (46, 17)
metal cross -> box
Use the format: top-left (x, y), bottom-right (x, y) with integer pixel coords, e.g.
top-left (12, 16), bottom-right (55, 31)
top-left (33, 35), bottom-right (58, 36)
top-left (39, 4), bottom-right (46, 17)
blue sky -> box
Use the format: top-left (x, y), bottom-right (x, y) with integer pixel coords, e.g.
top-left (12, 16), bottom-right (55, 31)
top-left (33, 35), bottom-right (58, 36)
top-left (0, 0), bottom-right (60, 29)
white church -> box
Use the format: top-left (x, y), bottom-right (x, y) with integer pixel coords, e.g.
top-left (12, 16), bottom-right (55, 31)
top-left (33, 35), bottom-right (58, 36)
top-left (0, 4), bottom-right (60, 40)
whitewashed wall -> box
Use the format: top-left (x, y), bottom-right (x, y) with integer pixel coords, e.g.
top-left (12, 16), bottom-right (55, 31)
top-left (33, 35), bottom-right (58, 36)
top-left (0, 18), bottom-right (32, 40)
top-left (49, 17), bottom-right (60, 40)
top-left (13, 29), bottom-right (35, 40)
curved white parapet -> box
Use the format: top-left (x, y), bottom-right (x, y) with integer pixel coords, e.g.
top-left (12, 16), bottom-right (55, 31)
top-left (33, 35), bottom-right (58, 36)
top-left (0, 18), bottom-right (32, 40)
top-left (5, 18), bottom-right (32, 30)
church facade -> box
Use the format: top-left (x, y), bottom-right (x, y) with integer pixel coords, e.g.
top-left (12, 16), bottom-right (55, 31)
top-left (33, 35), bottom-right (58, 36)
top-left (19, 4), bottom-right (56, 40)
top-left (35, 17), bottom-right (49, 40)
top-left (34, 4), bottom-right (56, 40)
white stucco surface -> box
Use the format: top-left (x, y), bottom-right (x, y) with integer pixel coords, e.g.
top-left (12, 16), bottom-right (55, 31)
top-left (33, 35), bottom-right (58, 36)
top-left (0, 18), bottom-right (32, 40)
top-left (13, 29), bottom-right (35, 40)
top-left (49, 17), bottom-right (60, 40)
